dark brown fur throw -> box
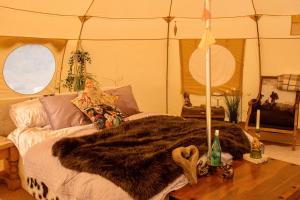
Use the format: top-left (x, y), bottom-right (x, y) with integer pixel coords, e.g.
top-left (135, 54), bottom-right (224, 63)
top-left (52, 115), bottom-right (250, 200)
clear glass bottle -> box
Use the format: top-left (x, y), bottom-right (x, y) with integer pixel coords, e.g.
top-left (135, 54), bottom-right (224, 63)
top-left (211, 130), bottom-right (222, 167)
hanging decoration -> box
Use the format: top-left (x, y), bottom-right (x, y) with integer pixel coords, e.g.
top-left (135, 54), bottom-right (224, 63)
top-left (198, 1), bottom-right (215, 50)
top-left (61, 49), bottom-right (97, 92)
top-left (59, 15), bottom-right (98, 92)
top-left (202, 8), bottom-right (211, 21)
top-left (180, 39), bottom-right (245, 95)
top-left (198, 29), bottom-right (216, 49)
top-left (174, 21), bottom-right (178, 36)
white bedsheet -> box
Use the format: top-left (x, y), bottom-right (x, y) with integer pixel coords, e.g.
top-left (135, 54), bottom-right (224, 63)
top-left (8, 112), bottom-right (162, 156)
top-left (8, 112), bottom-right (188, 200)
top-left (8, 124), bottom-right (96, 157)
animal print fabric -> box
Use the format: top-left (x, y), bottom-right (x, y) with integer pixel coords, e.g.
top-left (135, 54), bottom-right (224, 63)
top-left (27, 177), bottom-right (59, 200)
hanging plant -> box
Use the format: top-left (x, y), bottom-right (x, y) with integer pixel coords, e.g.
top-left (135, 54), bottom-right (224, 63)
top-left (62, 49), bottom-right (97, 92)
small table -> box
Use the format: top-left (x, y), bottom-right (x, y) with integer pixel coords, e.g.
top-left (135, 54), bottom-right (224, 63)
top-left (181, 105), bottom-right (225, 121)
top-left (169, 159), bottom-right (300, 200)
top-left (0, 136), bottom-right (20, 190)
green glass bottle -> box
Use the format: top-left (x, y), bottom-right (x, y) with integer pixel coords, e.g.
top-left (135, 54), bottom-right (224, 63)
top-left (211, 130), bottom-right (222, 167)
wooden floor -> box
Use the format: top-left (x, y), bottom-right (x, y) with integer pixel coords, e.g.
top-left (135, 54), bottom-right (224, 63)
top-left (170, 159), bottom-right (300, 200)
top-left (0, 181), bottom-right (33, 200)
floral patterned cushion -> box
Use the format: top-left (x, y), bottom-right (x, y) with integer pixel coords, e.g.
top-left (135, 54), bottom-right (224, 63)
top-left (84, 104), bottom-right (124, 129)
top-left (72, 80), bottom-right (123, 129)
top-left (72, 80), bottom-right (118, 108)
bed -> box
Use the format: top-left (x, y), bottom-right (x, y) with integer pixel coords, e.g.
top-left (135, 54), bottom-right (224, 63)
top-left (8, 113), bottom-right (190, 200)
top-left (2, 85), bottom-right (251, 200)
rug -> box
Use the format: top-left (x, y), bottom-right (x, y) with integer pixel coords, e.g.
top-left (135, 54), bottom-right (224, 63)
top-left (264, 145), bottom-right (300, 165)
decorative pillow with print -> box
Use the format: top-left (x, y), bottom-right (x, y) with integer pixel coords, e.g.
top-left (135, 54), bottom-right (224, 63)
top-left (72, 79), bottom-right (118, 108)
top-left (72, 79), bottom-right (124, 129)
top-left (84, 104), bottom-right (124, 129)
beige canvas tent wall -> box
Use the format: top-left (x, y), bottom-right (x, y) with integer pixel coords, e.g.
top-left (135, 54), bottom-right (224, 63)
top-left (0, 0), bottom-right (300, 123)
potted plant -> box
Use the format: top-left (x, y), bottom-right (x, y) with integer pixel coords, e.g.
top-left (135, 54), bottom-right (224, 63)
top-left (224, 90), bottom-right (241, 123)
top-left (62, 49), bottom-right (97, 92)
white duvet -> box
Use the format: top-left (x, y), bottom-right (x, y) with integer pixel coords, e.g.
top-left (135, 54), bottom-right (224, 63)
top-left (9, 113), bottom-right (160, 157)
top-left (8, 113), bottom-right (188, 200)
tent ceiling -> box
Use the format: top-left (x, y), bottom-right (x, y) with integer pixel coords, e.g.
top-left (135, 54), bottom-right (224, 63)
top-left (172, 0), bottom-right (254, 18)
top-left (0, 7), bottom-right (81, 39)
top-left (0, 0), bottom-right (92, 16)
top-left (255, 0), bottom-right (300, 15)
top-left (0, 0), bottom-right (299, 18)
top-left (87, 0), bottom-right (170, 18)
top-left (0, 1), bottom-right (299, 41)
top-left (173, 17), bottom-right (257, 39)
top-left (81, 18), bottom-right (167, 39)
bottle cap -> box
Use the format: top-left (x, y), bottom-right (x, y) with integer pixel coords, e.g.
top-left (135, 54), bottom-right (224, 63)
top-left (215, 130), bottom-right (219, 136)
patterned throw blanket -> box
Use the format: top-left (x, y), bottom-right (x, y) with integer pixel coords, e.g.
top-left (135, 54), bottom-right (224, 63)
top-left (52, 115), bottom-right (250, 200)
top-left (277, 74), bottom-right (300, 91)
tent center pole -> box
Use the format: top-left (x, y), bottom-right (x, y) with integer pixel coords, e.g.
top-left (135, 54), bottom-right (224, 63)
top-left (205, 0), bottom-right (212, 158)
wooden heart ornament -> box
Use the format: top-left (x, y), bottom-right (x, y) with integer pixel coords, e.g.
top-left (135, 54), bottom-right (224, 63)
top-left (172, 145), bottom-right (199, 184)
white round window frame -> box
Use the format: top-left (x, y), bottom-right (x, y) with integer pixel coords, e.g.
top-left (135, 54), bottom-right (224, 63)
top-left (3, 44), bottom-right (56, 95)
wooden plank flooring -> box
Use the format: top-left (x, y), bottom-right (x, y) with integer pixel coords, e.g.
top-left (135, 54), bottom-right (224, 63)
top-left (170, 159), bottom-right (300, 200)
top-left (0, 181), bottom-right (33, 200)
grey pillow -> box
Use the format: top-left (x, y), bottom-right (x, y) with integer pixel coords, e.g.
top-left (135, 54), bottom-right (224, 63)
top-left (105, 85), bottom-right (140, 117)
top-left (40, 94), bottom-right (89, 130)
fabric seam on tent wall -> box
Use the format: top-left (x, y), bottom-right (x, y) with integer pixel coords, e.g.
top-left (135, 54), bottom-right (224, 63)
top-left (58, 41), bottom-right (68, 93)
top-left (0, 5), bottom-right (296, 19)
top-left (165, 0), bottom-right (174, 114)
top-left (2, 36), bottom-right (300, 41)
top-left (76, 0), bottom-right (95, 50)
top-left (251, 0), bottom-right (262, 81)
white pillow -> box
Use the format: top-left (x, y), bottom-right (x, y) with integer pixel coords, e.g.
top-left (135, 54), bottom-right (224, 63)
top-left (9, 99), bottom-right (49, 128)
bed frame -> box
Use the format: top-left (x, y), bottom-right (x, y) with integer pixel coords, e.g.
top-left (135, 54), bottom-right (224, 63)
top-left (0, 96), bottom-right (36, 136)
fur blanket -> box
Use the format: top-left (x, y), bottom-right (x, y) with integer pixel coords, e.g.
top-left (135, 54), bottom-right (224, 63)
top-left (52, 115), bottom-right (250, 200)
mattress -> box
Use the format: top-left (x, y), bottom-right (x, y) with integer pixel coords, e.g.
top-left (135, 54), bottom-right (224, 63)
top-left (8, 113), bottom-right (188, 200)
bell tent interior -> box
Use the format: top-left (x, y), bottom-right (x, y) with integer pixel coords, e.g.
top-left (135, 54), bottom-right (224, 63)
top-left (0, 1), bottom-right (300, 200)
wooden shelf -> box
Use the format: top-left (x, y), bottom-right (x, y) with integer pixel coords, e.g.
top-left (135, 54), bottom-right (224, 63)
top-left (181, 105), bottom-right (225, 121)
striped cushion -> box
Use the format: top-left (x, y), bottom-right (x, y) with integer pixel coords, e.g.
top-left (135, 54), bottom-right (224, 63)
top-left (277, 74), bottom-right (300, 91)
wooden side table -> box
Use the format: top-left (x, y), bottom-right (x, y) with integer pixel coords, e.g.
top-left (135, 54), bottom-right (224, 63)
top-left (181, 105), bottom-right (225, 121)
top-left (0, 136), bottom-right (20, 190)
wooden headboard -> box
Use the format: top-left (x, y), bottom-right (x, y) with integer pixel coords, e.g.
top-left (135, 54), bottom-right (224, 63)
top-left (0, 96), bottom-right (40, 136)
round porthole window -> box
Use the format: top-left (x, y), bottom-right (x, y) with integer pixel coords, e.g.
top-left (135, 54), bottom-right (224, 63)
top-left (3, 44), bottom-right (55, 94)
top-left (189, 44), bottom-right (236, 87)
